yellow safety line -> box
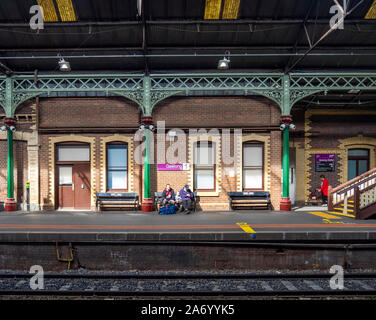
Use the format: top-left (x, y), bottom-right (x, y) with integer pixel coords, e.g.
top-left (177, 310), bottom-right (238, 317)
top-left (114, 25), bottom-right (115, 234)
top-left (236, 222), bottom-right (256, 233)
top-left (307, 211), bottom-right (342, 219)
top-left (326, 211), bottom-right (355, 218)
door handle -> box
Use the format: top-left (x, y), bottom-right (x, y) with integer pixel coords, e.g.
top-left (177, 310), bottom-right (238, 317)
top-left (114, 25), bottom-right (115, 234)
top-left (72, 183), bottom-right (74, 191)
top-left (81, 184), bottom-right (84, 189)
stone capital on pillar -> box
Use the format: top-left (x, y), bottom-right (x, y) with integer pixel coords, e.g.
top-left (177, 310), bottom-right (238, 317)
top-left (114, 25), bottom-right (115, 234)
top-left (280, 115), bottom-right (293, 126)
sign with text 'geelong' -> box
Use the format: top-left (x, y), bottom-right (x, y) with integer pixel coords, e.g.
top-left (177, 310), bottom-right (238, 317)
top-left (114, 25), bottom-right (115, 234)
top-left (158, 163), bottom-right (190, 171)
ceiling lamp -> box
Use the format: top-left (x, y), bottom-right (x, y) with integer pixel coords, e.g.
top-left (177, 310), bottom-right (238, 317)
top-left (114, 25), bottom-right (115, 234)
top-left (217, 51), bottom-right (230, 70)
top-left (58, 57), bottom-right (71, 72)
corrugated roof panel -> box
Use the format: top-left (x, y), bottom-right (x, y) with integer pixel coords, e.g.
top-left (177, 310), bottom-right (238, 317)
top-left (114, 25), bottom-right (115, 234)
top-left (37, 0), bottom-right (59, 22)
top-left (55, 0), bottom-right (77, 22)
top-left (222, 0), bottom-right (240, 19)
top-left (204, 0), bottom-right (222, 19)
top-left (365, 0), bottom-right (376, 18)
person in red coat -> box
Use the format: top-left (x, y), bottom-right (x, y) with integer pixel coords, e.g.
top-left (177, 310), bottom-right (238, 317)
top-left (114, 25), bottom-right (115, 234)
top-left (317, 174), bottom-right (329, 205)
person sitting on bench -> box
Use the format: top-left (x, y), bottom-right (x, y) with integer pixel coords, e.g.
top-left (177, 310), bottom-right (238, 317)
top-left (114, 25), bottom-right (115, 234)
top-left (162, 184), bottom-right (176, 206)
top-left (179, 184), bottom-right (194, 214)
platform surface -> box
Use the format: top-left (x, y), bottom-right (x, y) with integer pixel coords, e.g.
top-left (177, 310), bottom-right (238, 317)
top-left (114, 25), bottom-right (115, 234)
top-left (0, 208), bottom-right (375, 242)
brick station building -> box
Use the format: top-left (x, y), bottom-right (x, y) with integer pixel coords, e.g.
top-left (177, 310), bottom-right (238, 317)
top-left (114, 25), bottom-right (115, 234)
top-left (0, 0), bottom-right (376, 213)
top-left (1, 95), bottom-right (375, 212)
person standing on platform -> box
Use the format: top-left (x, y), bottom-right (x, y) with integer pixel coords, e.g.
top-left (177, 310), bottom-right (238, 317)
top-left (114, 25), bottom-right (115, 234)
top-left (179, 184), bottom-right (194, 214)
top-left (317, 174), bottom-right (329, 205)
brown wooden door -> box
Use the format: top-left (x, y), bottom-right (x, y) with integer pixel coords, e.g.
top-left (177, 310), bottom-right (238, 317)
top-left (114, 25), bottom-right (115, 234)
top-left (58, 166), bottom-right (74, 208)
top-left (73, 163), bottom-right (91, 209)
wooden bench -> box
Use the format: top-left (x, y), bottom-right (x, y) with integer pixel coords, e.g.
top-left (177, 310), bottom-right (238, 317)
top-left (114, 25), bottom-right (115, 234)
top-left (228, 191), bottom-right (271, 210)
top-left (154, 191), bottom-right (198, 211)
top-left (95, 192), bottom-right (139, 211)
top-left (154, 192), bottom-right (163, 211)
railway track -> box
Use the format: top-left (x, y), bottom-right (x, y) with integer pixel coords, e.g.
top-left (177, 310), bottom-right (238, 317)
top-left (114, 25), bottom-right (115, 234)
top-left (0, 272), bottom-right (376, 298)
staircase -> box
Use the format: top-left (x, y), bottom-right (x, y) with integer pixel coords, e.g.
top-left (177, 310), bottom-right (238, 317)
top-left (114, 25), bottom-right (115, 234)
top-left (328, 168), bottom-right (376, 219)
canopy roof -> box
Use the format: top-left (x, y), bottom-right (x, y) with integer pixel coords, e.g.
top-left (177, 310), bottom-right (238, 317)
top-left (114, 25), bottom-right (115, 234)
top-left (0, 0), bottom-right (376, 74)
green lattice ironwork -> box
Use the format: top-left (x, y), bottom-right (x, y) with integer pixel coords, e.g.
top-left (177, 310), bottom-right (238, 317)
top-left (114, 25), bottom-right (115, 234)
top-left (1, 72), bottom-right (376, 116)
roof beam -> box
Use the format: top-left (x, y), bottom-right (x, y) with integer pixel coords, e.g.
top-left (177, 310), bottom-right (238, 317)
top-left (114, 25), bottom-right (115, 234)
top-left (1, 19), bottom-right (376, 28)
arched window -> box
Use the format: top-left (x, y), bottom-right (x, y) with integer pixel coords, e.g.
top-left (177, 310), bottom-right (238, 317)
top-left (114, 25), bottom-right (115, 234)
top-left (107, 143), bottom-right (128, 190)
top-left (193, 141), bottom-right (215, 191)
top-left (243, 141), bottom-right (264, 190)
top-left (348, 148), bottom-right (369, 180)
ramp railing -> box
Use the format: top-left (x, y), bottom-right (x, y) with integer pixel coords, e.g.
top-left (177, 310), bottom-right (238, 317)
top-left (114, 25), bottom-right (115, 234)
top-left (328, 168), bottom-right (376, 219)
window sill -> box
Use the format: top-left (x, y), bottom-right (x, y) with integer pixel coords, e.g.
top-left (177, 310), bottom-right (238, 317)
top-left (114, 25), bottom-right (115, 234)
top-left (195, 191), bottom-right (219, 197)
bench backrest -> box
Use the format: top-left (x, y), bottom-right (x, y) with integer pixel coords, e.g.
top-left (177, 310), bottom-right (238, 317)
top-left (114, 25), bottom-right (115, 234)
top-left (96, 192), bottom-right (138, 199)
top-left (228, 191), bottom-right (270, 198)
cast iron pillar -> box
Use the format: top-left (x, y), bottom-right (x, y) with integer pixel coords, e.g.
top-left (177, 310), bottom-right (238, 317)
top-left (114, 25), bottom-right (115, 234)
top-left (280, 115), bottom-right (292, 211)
top-left (4, 117), bottom-right (17, 212)
top-left (140, 115), bottom-right (153, 212)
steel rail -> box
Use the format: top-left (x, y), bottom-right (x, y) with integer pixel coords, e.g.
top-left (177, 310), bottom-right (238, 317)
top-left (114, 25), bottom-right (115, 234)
top-left (0, 272), bottom-right (376, 280)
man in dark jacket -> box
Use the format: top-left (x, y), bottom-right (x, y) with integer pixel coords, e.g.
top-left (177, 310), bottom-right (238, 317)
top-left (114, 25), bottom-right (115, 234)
top-left (162, 184), bottom-right (175, 206)
top-left (179, 184), bottom-right (194, 214)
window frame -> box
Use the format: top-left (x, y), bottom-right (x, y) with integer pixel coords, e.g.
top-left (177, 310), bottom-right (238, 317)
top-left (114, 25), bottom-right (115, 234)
top-left (348, 148), bottom-right (370, 179)
top-left (193, 141), bottom-right (216, 192)
top-left (242, 141), bottom-right (265, 191)
top-left (106, 142), bottom-right (128, 192)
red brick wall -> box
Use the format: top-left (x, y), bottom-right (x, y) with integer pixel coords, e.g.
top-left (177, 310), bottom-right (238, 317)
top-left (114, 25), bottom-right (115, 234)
top-left (38, 97), bottom-right (140, 128)
top-left (37, 96), bottom-right (282, 210)
top-left (154, 96), bottom-right (280, 127)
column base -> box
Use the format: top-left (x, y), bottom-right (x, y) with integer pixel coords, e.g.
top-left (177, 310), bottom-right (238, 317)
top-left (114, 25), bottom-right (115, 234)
top-left (141, 198), bottom-right (153, 212)
top-left (280, 197), bottom-right (292, 211)
top-left (4, 198), bottom-right (17, 212)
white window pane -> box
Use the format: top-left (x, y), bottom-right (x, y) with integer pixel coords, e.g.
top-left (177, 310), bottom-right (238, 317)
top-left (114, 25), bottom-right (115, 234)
top-left (195, 144), bottom-right (214, 166)
top-left (243, 169), bottom-right (263, 189)
top-left (243, 145), bottom-right (263, 166)
top-left (195, 169), bottom-right (214, 189)
top-left (108, 145), bottom-right (127, 167)
top-left (59, 166), bottom-right (72, 185)
top-left (58, 146), bottom-right (90, 161)
top-left (108, 171), bottom-right (127, 189)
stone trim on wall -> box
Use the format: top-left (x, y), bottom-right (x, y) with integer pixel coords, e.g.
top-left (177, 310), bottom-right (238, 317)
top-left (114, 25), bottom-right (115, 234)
top-left (100, 135), bottom-right (134, 192)
top-left (48, 135), bottom-right (96, 208)
top-left (237, 134), bottom-right (271, 192)
top-left (188, 134), bottom-right (221, 197)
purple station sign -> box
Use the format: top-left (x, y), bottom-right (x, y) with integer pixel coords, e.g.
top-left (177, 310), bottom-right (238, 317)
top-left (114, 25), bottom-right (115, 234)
top-left (315, 154), bottom-right (335, 172)
top-left (315, 154), bottom-right (335, 162)
top-left (158, 163), bottom-right (190, 171)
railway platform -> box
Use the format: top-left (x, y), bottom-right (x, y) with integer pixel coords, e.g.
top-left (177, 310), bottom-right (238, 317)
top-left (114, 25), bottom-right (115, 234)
top-left (0, 208), bottom-right (375, 242)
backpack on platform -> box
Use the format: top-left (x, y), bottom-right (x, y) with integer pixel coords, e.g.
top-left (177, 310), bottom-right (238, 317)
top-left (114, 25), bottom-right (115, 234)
top-left (158, 205), bottom-right (176, 215)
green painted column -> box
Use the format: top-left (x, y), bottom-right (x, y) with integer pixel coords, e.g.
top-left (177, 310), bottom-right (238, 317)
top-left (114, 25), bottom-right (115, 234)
top-left (140, 76), bottom-right (153, 211)
top-left (4, 117), bottom-right (17, 211)
top-left (7, 127), bottom-right (14, 199)
top-left (280, 74), bottom-right (293, 211)
top-left (282, 126), bottom-right (290, 198)
top-left (144, 127), bottom-right (151, 199)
